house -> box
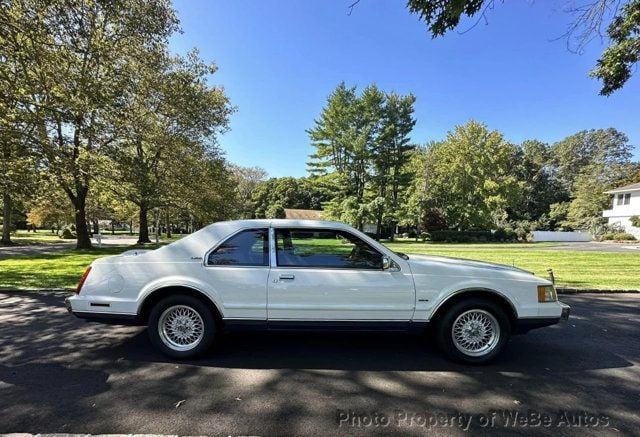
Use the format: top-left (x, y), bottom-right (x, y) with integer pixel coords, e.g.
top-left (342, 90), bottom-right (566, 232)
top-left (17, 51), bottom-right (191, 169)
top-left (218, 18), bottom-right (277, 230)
top-left (283, 209), bottom-right (323, 220)
top-left (602, 182), bottom-right (640, 238)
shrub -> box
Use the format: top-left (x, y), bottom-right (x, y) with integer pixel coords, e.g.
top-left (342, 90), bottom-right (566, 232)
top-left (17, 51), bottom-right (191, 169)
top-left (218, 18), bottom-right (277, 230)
top-left (430, 230), bottom-right (492, 243)
top-left (631, 216), bottom-right (640, 228)
top-left (419, 232), bottom-right (430, 241)
top-left (492, 227), bottom-right (507, 241)
top-left (60, 228), bottom-right (76, 239)
top-left (601, 232), bottom-right (636, 241)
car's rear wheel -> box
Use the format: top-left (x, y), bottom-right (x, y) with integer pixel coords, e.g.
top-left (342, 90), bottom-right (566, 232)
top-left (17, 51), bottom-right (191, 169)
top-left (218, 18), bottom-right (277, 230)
top-left (435, 298), bottom-right (510, 364)
top-left (148, 295), bottom-right (216, 359)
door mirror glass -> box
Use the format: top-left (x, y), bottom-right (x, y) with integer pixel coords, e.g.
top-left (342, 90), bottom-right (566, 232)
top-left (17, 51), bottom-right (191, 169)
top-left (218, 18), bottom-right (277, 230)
top-left (382, 255), bottom-right (400, 271)
top-left (382, 255), bottom-right (391, 270)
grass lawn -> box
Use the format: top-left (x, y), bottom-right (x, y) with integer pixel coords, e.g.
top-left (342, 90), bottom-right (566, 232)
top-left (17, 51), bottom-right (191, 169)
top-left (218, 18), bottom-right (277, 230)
top-left (7, 230), bottom-right (71, 245)
top-left (4, 229), bottom-right (185, 246)
top-left (0, 246), bottom-right (152, 290)
top-left (0, 240), bottom-right (638, 290)
top-left (385, 241), bottom-right (640, 290)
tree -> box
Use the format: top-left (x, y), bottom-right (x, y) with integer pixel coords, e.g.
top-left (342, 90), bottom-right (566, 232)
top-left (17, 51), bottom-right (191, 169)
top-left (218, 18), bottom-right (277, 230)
top-left (168, 150), bottom-right (236, 229)
top-left (252, 177), bottom-right (331, 218)
top-left (229, 165), bottom-right (268, 219)
top-left (308, 83), bottom-right (417, 232)
top-left (550, 128), bottom-right (632, 192)
top-left (104, 49), bottom-right (233, 243)
top-left (403, 0), bottom-right (640, 94)
top-left (509, 140), bottom-right (567, 222)
top-left (397, 146), bottom-right (429, 231)
top-left (26, 189), bottom-right (73, 233)
top-left (0, 20), bottom-right (38, 244)
top-left (591, 0), bottom-right (640, 95)
top-left (421, 120), bottom-right (522, 230)
top-left (308, 83), bottom-right (379, 229)
top-left (370, 92), bottom-right (417, 239)
top-left (1, 0), bottom-right (181, 248)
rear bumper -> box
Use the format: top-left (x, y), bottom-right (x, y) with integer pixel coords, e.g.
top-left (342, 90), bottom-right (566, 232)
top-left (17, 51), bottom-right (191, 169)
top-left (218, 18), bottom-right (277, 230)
top-left (515, 302), bottom-right (570, 334)
top-left (65, 297), bottom-right (142, 326)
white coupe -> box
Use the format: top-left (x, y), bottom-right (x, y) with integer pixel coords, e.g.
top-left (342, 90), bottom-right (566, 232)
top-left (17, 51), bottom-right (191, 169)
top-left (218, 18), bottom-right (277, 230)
top-left (66, 219), bottom-right (570, 364)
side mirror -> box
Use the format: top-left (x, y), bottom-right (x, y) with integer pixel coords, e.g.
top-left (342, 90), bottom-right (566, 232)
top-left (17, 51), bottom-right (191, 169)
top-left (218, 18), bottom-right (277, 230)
top-left (382, 255), bottom-right (393, 270)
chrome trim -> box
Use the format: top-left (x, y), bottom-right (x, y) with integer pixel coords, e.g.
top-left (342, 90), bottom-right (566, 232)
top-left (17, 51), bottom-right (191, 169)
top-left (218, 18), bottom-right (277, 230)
top-left (427, 287), bottom-right (518, 321)
top-left (269, 227), bottom-right (277, 267)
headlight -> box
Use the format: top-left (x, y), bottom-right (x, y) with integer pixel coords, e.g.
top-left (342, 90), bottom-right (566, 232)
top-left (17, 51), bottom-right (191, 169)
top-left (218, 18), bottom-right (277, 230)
top-left (537, 285), bottom-right (557, 302)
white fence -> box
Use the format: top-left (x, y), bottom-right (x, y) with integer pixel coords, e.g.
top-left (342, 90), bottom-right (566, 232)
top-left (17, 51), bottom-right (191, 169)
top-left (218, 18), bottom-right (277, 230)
top-left (530, 231), bottom-right (592, 242)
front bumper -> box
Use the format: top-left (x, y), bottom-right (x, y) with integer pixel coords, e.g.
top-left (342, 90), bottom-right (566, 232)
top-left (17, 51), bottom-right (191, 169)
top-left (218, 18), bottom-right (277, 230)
top-left (515, 301), bottom-right (570, 334)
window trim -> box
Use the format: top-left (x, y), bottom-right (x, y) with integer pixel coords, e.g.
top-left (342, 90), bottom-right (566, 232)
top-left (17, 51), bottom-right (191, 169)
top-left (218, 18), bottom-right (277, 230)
top-left (272, 226), bottom-right (388, 271)
top-left (204, 227), bottom-right (270, 268)
top-left (617, 194), bottom-right (624, 205)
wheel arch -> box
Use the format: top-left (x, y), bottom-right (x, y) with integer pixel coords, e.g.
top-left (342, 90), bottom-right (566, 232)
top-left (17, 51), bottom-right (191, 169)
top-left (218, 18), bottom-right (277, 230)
top-left (429, 288), bottom-right (518, 331)
top-left (138, 285), bottom-right (223, 325)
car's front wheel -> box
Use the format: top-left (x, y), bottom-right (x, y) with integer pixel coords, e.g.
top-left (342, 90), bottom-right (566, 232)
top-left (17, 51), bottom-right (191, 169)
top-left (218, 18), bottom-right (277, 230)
top-left (148, 295), bottom-right (216, 359)
top-left (435, 298), bottom-right (510, 364)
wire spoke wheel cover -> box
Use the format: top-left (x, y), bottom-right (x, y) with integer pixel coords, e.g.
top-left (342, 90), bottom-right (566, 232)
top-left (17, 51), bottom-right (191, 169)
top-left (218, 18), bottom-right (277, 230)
top-left (451, 309), bottom-right (500, 357)
top-left (158, 305), bottom-right (205, 351)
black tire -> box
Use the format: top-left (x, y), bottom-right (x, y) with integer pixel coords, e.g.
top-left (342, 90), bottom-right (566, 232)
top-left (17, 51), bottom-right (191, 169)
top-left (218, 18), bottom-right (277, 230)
top-left (435, 298), bottom-right (510, 364)
top-left (148, 295), bottom-right (216, 359)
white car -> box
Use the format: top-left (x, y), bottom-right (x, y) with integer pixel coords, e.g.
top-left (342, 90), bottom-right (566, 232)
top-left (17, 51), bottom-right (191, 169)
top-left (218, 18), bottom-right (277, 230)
top-left (66, 219), bottom-right (570, 364)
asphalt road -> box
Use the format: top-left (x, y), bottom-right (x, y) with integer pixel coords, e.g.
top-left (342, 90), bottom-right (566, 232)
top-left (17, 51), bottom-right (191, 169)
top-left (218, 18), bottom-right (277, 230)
top-left (0, 292), bottom-right (638, 436)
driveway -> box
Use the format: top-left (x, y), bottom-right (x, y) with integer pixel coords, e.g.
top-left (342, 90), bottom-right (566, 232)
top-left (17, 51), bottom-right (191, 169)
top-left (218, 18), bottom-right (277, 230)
top-left (538, 241), bottom-right (640, 253)
top-left (0, 243), bottom-right (75, 259)
top-left (0, 292), bottom-right (638, 435)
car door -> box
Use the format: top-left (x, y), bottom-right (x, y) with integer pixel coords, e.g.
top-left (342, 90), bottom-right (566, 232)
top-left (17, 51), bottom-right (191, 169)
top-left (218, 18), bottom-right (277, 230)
top-left (267, 227), bottom-right (415, 322)
top-left (203, 227), bottom-right (270, 320)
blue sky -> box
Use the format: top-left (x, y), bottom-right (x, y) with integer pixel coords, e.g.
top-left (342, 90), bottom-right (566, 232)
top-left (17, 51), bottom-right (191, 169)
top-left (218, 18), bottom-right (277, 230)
top-left (170, 0), bottom-right (639, 177)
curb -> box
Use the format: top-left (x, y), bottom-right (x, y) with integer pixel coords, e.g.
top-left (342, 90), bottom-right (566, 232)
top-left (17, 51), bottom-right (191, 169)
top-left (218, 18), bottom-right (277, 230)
top-left (557, 288), bottom-right (640, 294)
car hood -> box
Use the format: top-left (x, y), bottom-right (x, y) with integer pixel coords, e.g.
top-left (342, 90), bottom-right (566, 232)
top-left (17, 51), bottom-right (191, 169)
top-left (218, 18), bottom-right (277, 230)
top-left (405, 254), bottom-right (534, 276)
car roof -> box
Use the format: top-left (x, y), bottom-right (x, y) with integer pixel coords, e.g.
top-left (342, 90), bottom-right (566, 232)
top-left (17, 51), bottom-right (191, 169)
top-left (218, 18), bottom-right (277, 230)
top-left (214, 219), bottom-right (353, 229)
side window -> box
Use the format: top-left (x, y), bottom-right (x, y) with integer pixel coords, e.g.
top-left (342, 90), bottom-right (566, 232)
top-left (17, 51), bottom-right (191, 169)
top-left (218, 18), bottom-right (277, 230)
top-left (275, 228), bottom-right (383, 270)
top-left (624, 193), bottom-right (631, 205)
top-left (207, 228), bottom-right (269, 266)
top-left (617, 194), bottom-right (624, 205)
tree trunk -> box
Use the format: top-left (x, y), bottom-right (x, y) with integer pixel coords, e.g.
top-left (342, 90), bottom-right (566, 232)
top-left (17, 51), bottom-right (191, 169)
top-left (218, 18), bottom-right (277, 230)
top-left (165, 210), bottom-right (172, 238)
top-left (138, 204), bottom-right (151, 244)
top-left (129, 220), bottom-right (133, 235)
top-left (1, 193), bottom-right (12, 245)
top-left (111, 220), bottom-right (115, 235)
top-left (74, 196), bottom-right (92, 249)
top-left (92, 218), bottom-right (99, 235)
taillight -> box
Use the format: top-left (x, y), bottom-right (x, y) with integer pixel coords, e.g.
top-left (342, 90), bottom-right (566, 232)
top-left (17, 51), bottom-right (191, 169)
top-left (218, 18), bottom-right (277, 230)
top-left (76, 266), bottom-right (92, 294)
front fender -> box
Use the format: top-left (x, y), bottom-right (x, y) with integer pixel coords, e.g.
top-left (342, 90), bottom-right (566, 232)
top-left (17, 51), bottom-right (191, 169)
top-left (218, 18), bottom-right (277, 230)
top-left (411, 274), bottom-right (530, 321)
top-left (427, 282), bottom-right (519, 321)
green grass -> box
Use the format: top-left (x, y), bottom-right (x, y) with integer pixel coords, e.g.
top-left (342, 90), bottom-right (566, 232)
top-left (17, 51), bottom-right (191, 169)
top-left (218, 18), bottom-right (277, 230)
top-left (3, 229), bottom-right (185, 246)
top-left (1, 240), bottom-right (638, 290)
top-left (0, 247), bottom-right (133, 289)
top-left (7, 230), bottom-right (70, 245)
top-left (383, 241), bottom-right (640, 290)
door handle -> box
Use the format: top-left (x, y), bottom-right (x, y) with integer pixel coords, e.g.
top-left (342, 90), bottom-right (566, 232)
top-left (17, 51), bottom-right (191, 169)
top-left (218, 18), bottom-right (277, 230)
top-left (279, 274), bottom-right (295, 280)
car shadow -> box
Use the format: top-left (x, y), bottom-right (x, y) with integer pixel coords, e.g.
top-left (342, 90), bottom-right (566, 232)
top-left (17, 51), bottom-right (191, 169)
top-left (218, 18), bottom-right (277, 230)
top-left (105, 324), bottom-right (632, 374)
top-left (1, 290), bottom-right (636, 375)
